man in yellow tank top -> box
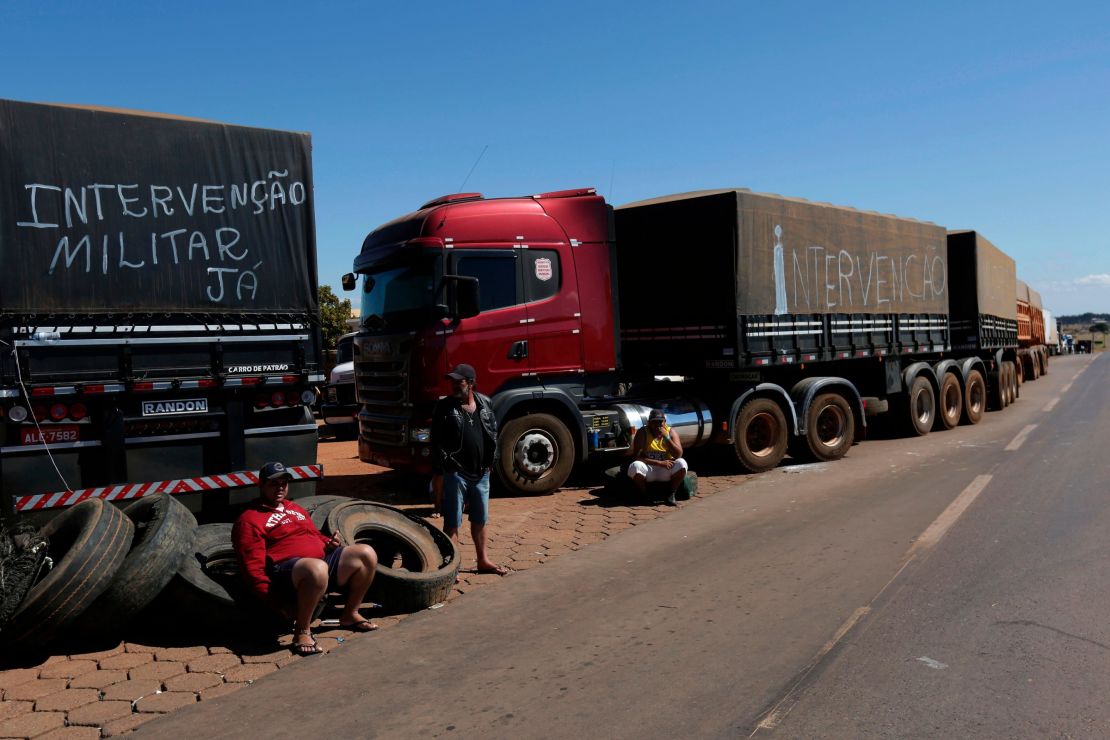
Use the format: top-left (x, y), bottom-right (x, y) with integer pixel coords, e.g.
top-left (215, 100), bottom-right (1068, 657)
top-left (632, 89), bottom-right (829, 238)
top-left (627, 408), bottom-right (688, 506)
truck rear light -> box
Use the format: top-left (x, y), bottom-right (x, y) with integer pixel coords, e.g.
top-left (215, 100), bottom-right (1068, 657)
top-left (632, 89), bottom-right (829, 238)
top-left (31, 387), bottom-right (55, 397)
top-left (271, 391), bottom-right (287, 407)
top-left (32, 405), bottom-right (47, 420)
top-left (69, 402), bottom-right (88, 420)
top-left (50, 403), bottom-right (68, 421)
top-left (254, 398), bottom-right (269, 409)
top-left (8, 405), bottom-right (28, 422)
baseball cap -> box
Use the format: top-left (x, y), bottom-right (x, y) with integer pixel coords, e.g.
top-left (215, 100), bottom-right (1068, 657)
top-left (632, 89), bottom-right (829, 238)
top-left (648, 409), bottom-right (667, 423)
top-left (446, 363), bottom-right (476, 382)
top-left (258, 461), bottom-right (293, 482)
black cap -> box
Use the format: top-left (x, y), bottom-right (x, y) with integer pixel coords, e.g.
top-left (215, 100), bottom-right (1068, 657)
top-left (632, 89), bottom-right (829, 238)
top-left (446, 363), bottom-right (476, 382)
top-left (648, 409), bottom-right (667, 422)
top-left (258, 461), bottom-right (293, 482)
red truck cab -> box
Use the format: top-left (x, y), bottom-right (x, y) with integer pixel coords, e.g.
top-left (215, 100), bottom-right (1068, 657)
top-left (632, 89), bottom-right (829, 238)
top-left (349, 189), bottom-right (615, 484)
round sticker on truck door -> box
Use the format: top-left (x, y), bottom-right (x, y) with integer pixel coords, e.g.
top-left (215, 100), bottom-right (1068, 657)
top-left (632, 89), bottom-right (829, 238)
top-left (534, 258), bottom-right (553, 282)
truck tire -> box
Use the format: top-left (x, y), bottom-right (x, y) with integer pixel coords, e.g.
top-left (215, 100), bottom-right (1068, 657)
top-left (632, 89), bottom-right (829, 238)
top-left (0, 524), bottom-right (49, 631)
top-left (2, 498), bottom-right (133, 650)
top-left (1009, 361), bottom-right (1020, 400)
top-left (73, 494), bottom-right (197, 637)
top-left (294, 495), bottom-right (352, 531)
top-left (905, 375), bottom-right (935, 436)
top-left (962, 369), bottom-right (986, 425)
top-left (327, 501), bottom-right (460, 612)
top-left (496, 413), bottom-right (575, 495)
top-left (989, 368), bottom-right (1005, 410)
top-left (1030, 354), bottom-right (1041, 380)
top-left (935, 372), bottom-right (963, 431)
top-left (1040, 352), bottom-right (1049, 375)
top-left (734, 398), bottom-right (788, 472)
top-left (799, 393), bottom-right (854, 462)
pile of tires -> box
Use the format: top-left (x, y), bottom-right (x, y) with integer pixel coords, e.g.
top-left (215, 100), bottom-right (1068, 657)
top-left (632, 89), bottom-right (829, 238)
top-left (0, 494), bottom-right (196, 652)
top-left (0, 493), bottom-right (459, 653)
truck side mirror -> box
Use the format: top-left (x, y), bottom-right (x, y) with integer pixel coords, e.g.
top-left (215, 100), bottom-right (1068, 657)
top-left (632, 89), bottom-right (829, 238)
top-left (454, 276), bottom-right (480, 319)
top-left (341, 273), bottom-right (357, 291)
top-left (440, 275), bottom-right (481, 320)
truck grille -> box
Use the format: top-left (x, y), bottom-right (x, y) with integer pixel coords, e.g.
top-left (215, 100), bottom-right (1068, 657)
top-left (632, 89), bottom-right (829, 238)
top-left (354, 334), bottom-right (412, 448)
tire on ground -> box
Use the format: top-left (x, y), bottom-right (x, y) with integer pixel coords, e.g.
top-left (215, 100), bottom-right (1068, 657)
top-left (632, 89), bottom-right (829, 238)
top-left (904, 375), bottom-right (935, 436)
top-left (294, 495), bottom-right (353, 531)
top-left (1009, 361), bottom-right (1020, 400)
top-left (327, 501), bottom-right (460, 612)
top-left (800, 393), bottom-right (854, 461)
top-left (72, 494), bottom-right (197, 638)
top-left (496, 413), bottom-right (575, 495)
top-left (734, 397), bottom-right (788, 472)
top-left (2, 498), bottom-right (134, 650)
top-left (935, 372), bottom-right (963, 431)
top-left (962, 369), bottom-right (986, 424)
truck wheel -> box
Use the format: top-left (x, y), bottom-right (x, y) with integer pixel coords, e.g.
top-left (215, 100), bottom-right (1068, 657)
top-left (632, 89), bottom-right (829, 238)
top-left (962, 369), bottom-right (986, 424)
top-left (905, 375), bottom-right (935, 436)
top-left (935, 372), bottom-right (963, 431)
top-left (1030, 355), bottom-right (1041, 380)
top-left (328, 501), bottom-right (460, 611)
top-left (497, 413), bottom-right (575, 495)
top-left (733, 398), bottom-right (788, 472)
top-left (1008, 361), bottom-right (1020, 400)
top-left (1015, 357), bottom-right (1025, 386)
top-left (2, 498), bottom-right (134, 650)
top-left (73, 494), bottom-right (197, 638)
top-left (800, 393), bottom-right (854, 461)
top-left (1040, 352), bottom-right (1049, 375)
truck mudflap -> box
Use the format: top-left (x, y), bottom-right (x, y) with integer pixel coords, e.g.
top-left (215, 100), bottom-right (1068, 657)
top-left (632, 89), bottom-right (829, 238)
top-left (12, 464), bottom-right (322, 513)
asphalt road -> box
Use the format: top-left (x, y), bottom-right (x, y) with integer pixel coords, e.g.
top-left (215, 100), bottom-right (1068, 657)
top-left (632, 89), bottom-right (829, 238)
top-left (141, 354), bottom-right (1103, 739)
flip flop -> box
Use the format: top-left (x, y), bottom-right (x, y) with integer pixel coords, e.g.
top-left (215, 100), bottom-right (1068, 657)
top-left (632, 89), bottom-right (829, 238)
top-left (292, 635), bottom-right (323, 656)
top-left (340, 619), bottom-right (379, 632)
top-left (475, 565), bottom-right (510, 576)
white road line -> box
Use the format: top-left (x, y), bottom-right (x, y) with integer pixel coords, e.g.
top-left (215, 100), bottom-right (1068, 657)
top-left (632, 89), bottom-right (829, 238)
top-left (910, 475), bottom-right (993, 555)
top-left (1005, 425), bottom-right (1037, 451)
top-left (752, 474), bottom-right (994, 735)
top-left (1043, 398), bottom-right (1059, 412)
top-left (1061, 383), bottom-right (1073, 393)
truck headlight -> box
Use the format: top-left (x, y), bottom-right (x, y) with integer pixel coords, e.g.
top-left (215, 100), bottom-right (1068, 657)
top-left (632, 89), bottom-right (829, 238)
top-left (410, 427), bottom-right (431, 443)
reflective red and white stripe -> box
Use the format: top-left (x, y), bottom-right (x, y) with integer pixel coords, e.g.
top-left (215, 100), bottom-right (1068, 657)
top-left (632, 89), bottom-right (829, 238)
top-left (13, 464), bottom-right (324, 512)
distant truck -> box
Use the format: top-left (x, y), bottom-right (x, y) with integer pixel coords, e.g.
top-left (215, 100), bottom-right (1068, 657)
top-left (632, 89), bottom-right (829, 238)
top-left (321, 332), bottom-right (359, 439)
top-left (0, 100), bottom-right (324, 519)
top-left (1015, 279), bottom-right (1050, 380)
top-left (1043, 309), bottom-right (1060, 355)
top-left (342, 188), bottom-right (1022, 494)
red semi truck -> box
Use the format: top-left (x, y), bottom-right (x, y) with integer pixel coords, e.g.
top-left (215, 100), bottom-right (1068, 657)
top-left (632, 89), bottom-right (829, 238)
top-left (344, 188), bottom-right (1020, 495)
top-left (1015, 279), bottom-right (1050, 381)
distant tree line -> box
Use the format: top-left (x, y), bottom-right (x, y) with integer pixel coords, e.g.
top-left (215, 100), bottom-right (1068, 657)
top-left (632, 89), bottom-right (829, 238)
top-left (1058, 312), bottom-right (1108, 325)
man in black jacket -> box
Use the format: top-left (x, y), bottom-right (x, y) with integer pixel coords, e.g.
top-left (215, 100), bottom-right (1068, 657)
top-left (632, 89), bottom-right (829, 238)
top-left (431, 364), bottom-right (509, 575)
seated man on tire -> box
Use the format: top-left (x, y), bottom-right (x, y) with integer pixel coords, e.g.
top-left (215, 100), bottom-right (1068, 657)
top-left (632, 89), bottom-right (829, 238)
top-left (232, 462), bottom-right (379, 656)
top-left (628, 409), bottom-right (688, 507)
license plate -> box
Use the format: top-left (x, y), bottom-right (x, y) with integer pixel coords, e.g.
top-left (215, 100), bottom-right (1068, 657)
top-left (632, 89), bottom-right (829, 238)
top-left (21, 425), bottom-right (81, 445)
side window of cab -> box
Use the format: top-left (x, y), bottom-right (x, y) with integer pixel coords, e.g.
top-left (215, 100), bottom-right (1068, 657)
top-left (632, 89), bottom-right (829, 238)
top-left (453, 252), bottom-right (522, 313)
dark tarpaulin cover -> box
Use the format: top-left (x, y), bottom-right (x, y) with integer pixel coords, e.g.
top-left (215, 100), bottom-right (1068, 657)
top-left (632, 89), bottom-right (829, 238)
top-left (616, 189), bottom-right (948, 323)
top-left (948, 230), bottom-right (1017, 321)
top-left (0, 99), bottom-right (318, 315)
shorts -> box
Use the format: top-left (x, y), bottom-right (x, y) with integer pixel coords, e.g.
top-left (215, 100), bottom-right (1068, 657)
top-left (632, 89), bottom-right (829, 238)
top-left (443, 470), bottom-right (490, 529)
top-left (628, 458), bottom-right (688, 483)
top-left (268, 546), bottom-right (345, 597)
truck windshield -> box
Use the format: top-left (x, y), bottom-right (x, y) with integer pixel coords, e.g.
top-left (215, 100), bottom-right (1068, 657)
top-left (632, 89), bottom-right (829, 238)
top-left (336, 336), bottom-right (354, 364)
top-left (359, 255), bottom-right (441, 329)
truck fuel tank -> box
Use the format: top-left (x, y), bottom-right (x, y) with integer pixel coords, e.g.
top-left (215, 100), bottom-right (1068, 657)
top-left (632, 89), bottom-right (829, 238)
top-left (609, 398), bottom-right (713, 451)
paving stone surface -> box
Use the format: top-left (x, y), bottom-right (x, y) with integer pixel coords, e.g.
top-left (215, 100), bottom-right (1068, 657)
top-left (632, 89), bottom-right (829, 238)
top-left (0, 710), bottom-right (66, 738)
top-left (31, 689), bottom-right (99, 713)
top-left (0, 439), bottom-right (733, 738)
top-left (33, 726), bottom-right (102, 740)
top-left (133, 691), bottom-right (197, 714)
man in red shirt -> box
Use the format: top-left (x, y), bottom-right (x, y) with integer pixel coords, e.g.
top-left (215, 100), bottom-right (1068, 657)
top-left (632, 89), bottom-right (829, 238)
top-left (233, 462), bottom-right (379, 655)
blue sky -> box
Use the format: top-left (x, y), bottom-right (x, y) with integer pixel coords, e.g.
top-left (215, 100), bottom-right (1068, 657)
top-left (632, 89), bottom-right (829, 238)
top-left (3, 0), bottom-right (1108, 315)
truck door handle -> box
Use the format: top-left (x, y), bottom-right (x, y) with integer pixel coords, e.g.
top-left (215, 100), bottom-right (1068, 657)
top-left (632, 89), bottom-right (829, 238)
top-left (509, 340), bottom-right (528, 360)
